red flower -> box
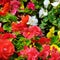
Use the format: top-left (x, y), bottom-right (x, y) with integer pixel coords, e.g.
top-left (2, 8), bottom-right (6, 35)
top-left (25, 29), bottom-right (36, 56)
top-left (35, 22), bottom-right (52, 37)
top-left (38, 37), bottom-right (50, 45)
top-left (49, 49), bottom-right (60, 60)
top-left (49, 52), bottom-right (60, 60)
top-left (0, 3), bottom-right (10, 16)
top-left (2, 33), bottom-right (16, 39)
top-left (0, 34), bottom-right (3, 39)
top-left (27, 2), bottom-right (35, 10)
top-left (22, 26), bottom-right (43, 39)
top-left (0, 40), bottom-right (15, 60)
top-left (12, 22), bottom-right (19, 32)
top-left (39, 45), bottom-right (50, 60)
top-left (0, 0), bottom-right (10, 5)
top-left (48, 46), bottom-right (60, 60)
top-left (0, 27), bottom-right (4, 32)
top-left (18, 46), bottom-right (39, 60)
top-left (12, 22), bottom-right (27, 32)
top-left (0, 33), bottom-right (16, 40)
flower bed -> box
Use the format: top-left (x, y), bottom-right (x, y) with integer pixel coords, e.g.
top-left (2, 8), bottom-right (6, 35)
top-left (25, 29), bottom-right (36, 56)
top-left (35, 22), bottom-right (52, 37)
top-left (0, 0), bottom-right (60, 60)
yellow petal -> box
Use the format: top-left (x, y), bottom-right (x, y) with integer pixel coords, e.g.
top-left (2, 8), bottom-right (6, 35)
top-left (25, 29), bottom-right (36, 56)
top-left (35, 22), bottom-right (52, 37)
top-left (46, 32), bottom-right (54, 38)
top-left (58, 31), bottom-right (60, 38)
top-left (49, 27), bottom-right (55, 33)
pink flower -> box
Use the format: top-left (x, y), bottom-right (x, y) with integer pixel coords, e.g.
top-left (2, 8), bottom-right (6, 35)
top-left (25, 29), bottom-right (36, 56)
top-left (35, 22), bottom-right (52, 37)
top-left (18, 46), bottom-right (39, 60)
top-left (22, 26), bottom-right (43, 39)
top-left (27, 2), bottom-right (35, 10)
top-left (10, 0), bottom-right (20, 15)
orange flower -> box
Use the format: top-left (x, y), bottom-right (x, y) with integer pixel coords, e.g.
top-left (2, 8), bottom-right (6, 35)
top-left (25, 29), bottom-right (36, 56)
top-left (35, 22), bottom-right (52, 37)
top-left (21, 15), bottom-right (29, 24)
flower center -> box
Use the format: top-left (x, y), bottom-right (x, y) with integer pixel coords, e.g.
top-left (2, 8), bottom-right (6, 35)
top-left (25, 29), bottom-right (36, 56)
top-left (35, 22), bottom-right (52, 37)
top-left (28, 32), bottom-right (30, 35)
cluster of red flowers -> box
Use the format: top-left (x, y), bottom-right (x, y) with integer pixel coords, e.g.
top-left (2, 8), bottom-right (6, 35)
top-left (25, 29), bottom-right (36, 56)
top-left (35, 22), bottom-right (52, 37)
top-left (18, 46), bottom-right (39, 60)
top-left (0, 0), bottom-right (20, 16)
top-left (12, 21), bottom-right (43, 39)
top-left (39, 45), bottom-right (60, 60)
top-left (18, 45), bottom-right (60, 60)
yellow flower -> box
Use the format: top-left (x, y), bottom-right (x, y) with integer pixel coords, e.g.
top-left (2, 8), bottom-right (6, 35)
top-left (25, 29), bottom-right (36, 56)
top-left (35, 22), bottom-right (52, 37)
top-left (50, 44), bottom-right (60, 52)
top-left (46, 27), bottom-right (55, 38)
top-left (58, 31), bottom-right (60, 38)
top-left (47, 32), bottom-right (54, 38)
top-left (49, 27), bottom-right (55, 33)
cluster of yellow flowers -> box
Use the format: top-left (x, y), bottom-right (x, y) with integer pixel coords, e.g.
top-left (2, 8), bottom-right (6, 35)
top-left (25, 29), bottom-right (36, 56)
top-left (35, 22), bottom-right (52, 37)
top-left (47, 27), bottom-right (60, 39)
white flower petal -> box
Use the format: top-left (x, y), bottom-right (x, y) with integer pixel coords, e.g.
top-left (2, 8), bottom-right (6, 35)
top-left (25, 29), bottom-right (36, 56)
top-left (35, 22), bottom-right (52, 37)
top-left (44, 0), bottom-right (50, 8)
top-left (39, 8), bottom-right (48, 18)
top-left (43, 10), bottom-right (48, 16)
top-left (39, 8), bottom-right (44, 18)
top-left (27, 16), bottom-right (38, 26)
top-left (55, 0), bottom-right (60, 2)
top-left (51, 2), bottom-right (59, 7)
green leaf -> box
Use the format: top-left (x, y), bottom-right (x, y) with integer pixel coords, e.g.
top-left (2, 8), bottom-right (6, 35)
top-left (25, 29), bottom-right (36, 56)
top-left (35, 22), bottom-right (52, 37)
top-left (51, 36), bottom-right (59, 44)
top-left (40, 21), bottom-right (46, 29)
top-left (57, 18), bottom-right (60, 29)
top-left (25, 40), bottom-right (31, 46)
top-left (3, 23), bottom-right (11, 32)
top-left (0, 13), bottom-right (17, 23)
top-left (9, 53), bottom-right (18, 60)
top-left (23, 0), bottom-right (27, 2)
top-left (35, 43), bottom-right (42, 51)
top-left (57, 42), bottom-right (60, 47)
top-left (18, 10), bottom-right (24, 13)
top-left (5, 13), bottom-right (17, 22)
top-left (13, 35), bottom-right (26, 52)
top-left (16, 56), bottom-right (26, 60)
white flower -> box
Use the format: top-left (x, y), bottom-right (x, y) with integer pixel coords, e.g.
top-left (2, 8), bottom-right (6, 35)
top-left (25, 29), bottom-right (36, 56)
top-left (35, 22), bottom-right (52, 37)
top-left (39, 8), bottom-right (48, 18)
top-left (51, 2), bottom-right (59, 7)
top-left (27, 16), bottom-right (38, 26)
top-left (43, 0), bottom-right (50, 8)
top-left (55, 0), bottom-right (60, 2)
